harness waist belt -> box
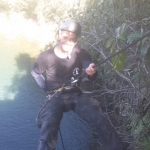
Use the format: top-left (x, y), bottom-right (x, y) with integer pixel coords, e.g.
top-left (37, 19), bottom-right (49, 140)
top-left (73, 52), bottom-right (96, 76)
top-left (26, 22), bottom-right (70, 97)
top-left (48, 86), bottom-right (81, 95)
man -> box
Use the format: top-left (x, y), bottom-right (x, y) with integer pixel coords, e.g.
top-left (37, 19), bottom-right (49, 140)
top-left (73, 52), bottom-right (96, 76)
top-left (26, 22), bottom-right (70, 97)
top-left (31, 18), bottom-right (126, 150)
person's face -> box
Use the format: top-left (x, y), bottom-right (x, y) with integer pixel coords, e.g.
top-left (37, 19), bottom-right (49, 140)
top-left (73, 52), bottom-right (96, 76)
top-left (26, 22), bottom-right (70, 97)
top-left (58, 30), bottom-right (77, 52)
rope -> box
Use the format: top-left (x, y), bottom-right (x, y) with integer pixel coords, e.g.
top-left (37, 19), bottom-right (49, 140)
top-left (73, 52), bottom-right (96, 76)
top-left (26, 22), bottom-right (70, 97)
top-left (37, 31), bottom-right (150, 150)
top-left (50, 30), bottom-right (150, 91)
top-left (95, 30), bottom-right (150, 67)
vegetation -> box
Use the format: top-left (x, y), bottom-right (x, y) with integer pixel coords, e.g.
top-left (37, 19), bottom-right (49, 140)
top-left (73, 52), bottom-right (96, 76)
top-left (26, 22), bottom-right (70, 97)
top-left (1, 0), bottom-right (150, 149)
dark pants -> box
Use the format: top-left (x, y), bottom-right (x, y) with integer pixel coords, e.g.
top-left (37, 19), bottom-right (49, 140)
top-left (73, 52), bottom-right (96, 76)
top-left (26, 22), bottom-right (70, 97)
top-left (36, 92), bottom-right (125, 150)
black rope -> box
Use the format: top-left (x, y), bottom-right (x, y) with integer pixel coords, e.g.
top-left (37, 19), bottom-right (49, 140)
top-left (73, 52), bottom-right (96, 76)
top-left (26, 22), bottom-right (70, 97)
top-left (50, 31), bottom-right (150, 92)
top-left (59, 127), bottom-right (66, 150)
top-left (95, 30), bottom-right (150, 67)
top-left (42, 31), bottom-right (150, 150)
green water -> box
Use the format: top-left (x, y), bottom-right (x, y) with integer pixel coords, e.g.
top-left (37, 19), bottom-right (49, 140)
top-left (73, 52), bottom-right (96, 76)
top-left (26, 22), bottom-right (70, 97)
top-left (0, 33), bottom-right (41, 100)
top-left (0, 33), bottom-right (47, 149)
top-left (0, 33), bottom-right (92, 150)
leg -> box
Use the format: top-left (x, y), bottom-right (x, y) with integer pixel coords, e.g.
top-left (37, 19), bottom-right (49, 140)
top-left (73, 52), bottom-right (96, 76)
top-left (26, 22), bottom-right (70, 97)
top-left (37, 95), bottom-right (64, 150)
top-left (74, 94), bottom-right (125, 150)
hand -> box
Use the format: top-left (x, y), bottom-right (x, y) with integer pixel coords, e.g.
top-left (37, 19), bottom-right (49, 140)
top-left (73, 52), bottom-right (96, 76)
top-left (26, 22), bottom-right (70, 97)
top-left (85, 63), bottom-right (97, 77)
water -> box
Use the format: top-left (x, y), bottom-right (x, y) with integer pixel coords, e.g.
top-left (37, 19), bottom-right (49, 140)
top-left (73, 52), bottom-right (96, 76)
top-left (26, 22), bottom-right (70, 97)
top-left (0, 33), bottom-right (92, 150)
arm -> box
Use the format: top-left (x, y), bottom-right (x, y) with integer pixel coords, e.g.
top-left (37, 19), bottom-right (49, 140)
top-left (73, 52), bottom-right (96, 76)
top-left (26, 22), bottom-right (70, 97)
top-left (31, 69), bottom-right (47, 92)
top-left (31, 51), bottom-right (48, 92)
top-left (81, 49), bottom-right (98, 80)
top-left (83, 61), bottom-right (98, 81)
top-left (85, 63), bottom-right (97, 80)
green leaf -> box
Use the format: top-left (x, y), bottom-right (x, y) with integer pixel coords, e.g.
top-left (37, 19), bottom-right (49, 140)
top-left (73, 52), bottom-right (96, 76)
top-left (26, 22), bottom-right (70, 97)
top-left (117, 52), bottom-right (126, 71)
top-left (106, 36), bottom-right (115, 48)
top-left (116, 26), bottom-right (121, 39)
top-left (127, 32), bottom-right (141, 43)
top-left (97, 58), bottom-right (101, 62)
top-left (140, 44), bottom-right (150, 56)
top-left (111, 56), bottom-right (117, 69)
top-left (124, 8), bottom-right (129, 12)
top-left (141, 37), bottom-right (148, 47)
top-left (110, 43), bottom-right (116, 54)
top-left (117, 35), bottom-right (127, 41)
top-left (119, 52), bottom-right (126, 61)
top-left (115, 23), bottom-right (126, 41)
top-left (111, 52), bottom-right (126, 71)
top-left (116, 60), bottom-right (124, 71)
top-left (120, 23), bottom-right (126, 35)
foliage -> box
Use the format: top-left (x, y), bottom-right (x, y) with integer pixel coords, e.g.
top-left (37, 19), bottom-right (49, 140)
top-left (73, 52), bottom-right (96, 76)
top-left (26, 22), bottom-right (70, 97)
top-left (1, 0), bottom-right (150, 149)
top-left (79, 0), bottom-right (150, 149)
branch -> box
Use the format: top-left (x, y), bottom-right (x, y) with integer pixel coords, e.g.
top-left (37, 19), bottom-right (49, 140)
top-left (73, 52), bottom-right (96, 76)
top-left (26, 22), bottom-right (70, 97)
top-left (89, 43), bottom-right (135, 88)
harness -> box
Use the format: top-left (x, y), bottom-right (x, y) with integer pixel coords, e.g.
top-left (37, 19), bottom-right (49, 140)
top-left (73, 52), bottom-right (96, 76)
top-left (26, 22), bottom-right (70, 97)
top-left (47, 77), bottom-right (83, 99)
